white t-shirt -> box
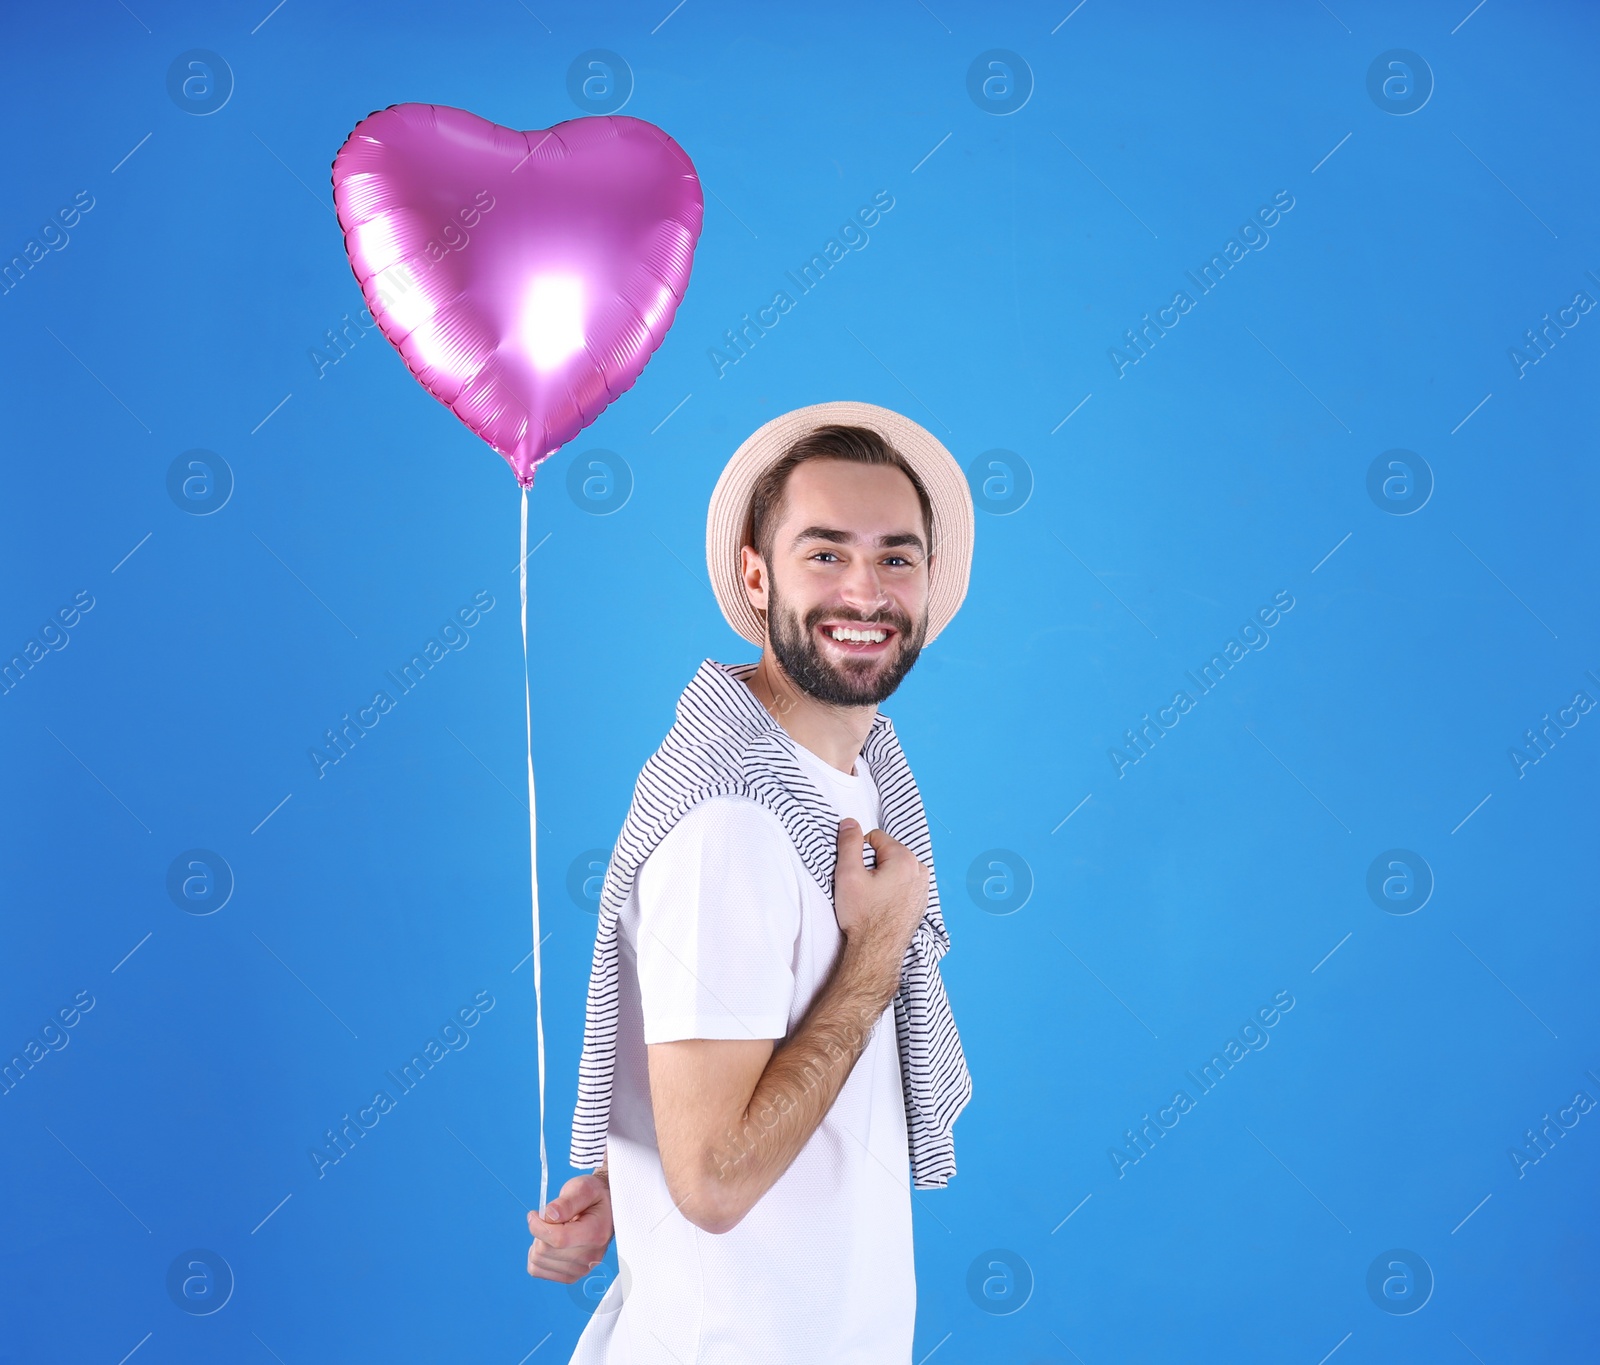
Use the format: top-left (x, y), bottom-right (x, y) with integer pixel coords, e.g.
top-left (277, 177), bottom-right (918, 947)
top-left (569, 734), bottom-right (914, 1364)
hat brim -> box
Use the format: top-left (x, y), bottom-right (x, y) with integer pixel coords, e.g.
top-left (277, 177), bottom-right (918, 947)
top-left (705, 401), bottom-right (974, 648)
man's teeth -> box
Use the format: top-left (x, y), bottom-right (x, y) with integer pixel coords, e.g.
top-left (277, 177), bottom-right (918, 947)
top-left (828, 626), bottom-right (887, 643)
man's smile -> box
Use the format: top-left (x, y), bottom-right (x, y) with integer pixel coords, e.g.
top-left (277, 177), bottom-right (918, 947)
top-left (817, 620), bottom-right (896, 656)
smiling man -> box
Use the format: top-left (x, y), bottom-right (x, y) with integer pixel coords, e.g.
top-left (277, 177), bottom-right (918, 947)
top-left (528, 401), bottom-right (975, 1362)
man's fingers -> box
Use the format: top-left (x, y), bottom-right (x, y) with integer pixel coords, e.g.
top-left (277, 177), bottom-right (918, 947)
top-left (528, 1212), bottom-right (592, 1250)
top-left (562, 1172), bottom-right (607, 1212)
top-left (528, 1238), bottom-right (599, 1268)
top-left (542, 1193), bottom-right (572, 1222)
top-left (529, 1230), bottom-right (595, 1263)
top-left (530, 1260), bottom-right (573, 1283)
top-left (527, 1241), bottom-right (605, 1282)
top-left (529, 1173), bottom-right (605, 1230)
top-left (835, 819), bottom-right (865, 876)
top-left (864, 827), bottom-right (904, 864)
top-left (527, 1260), bottom-right (595, 1284)
top-left (525, 1168), bottom-right (613, 1282)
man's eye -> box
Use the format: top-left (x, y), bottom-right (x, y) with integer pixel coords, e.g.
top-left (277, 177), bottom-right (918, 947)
top-left (883, 556), bottom-right (913, 567)
top-left (810, 551), bottom-right (840, 563)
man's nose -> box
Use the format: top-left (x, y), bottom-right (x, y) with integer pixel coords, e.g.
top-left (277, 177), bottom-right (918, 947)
top-left (837, 558), bottom-right (891, 615)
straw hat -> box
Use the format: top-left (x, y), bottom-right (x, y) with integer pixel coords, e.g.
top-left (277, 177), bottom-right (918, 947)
top-left (705, 400), bottom-right (974, 648)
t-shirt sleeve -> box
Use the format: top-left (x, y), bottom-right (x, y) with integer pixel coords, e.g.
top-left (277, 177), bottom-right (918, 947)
top-left (634, 794), bottom-right (803, 1044)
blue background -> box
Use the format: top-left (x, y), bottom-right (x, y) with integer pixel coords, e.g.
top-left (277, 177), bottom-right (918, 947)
top-left (3, 1), bottom-right (1597, 1361)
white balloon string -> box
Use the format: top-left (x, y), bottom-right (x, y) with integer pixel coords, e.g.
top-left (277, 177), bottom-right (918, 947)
top-left (521, 485), bottom-right (550, 1215)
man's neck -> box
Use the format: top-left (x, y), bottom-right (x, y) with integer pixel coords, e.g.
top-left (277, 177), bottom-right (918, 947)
top-left (742, 649), bottom-right (876, 775)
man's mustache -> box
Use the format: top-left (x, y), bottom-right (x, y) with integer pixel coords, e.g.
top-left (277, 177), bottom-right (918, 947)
top-left (803, 606), bottom-right (913, 630)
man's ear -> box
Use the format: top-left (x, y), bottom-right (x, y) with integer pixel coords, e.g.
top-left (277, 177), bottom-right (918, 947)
top-left (739, 545), bottom-right (768, 615)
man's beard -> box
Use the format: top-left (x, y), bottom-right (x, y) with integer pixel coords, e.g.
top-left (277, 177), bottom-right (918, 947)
top-left (764, 576), bottom-right (928, 707)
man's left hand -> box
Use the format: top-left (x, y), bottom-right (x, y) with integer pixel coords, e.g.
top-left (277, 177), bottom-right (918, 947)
top-left (526, 1172), bottom-right (614, 1284)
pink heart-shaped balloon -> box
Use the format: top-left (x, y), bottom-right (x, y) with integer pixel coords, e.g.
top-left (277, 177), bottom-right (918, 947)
top-left (331, 104), bottom-right (703, 487)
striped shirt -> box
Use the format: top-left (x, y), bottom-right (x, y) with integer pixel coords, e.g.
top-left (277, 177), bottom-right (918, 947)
top-left (569, 658), bottom-right (972, 1189)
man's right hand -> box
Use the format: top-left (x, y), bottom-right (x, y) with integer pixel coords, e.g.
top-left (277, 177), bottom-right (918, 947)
top-left (526, 1172), bottom-right (614, 1284)
top-left (832, 818), bottom-right (930, 996)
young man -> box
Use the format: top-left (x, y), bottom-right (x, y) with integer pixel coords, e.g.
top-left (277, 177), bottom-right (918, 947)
top-left (528, 401), bottom-right (974, 1361)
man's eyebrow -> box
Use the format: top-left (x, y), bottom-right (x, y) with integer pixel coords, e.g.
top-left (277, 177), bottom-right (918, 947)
top-left (789, 526), bottom-right (926, 553)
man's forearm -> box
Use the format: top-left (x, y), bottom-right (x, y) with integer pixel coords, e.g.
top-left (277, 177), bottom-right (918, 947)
top-left (702, 943), bottom-right (899, 1226)
top-left (655, 816), bottom-right (931, 1236)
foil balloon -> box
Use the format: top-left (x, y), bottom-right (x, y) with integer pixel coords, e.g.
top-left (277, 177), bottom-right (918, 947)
top-left (331, 104), bottom-right (703, 487)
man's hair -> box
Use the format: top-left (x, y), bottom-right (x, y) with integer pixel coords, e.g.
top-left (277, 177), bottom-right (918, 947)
top-left (744, 424), bottom-right (934, 564)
